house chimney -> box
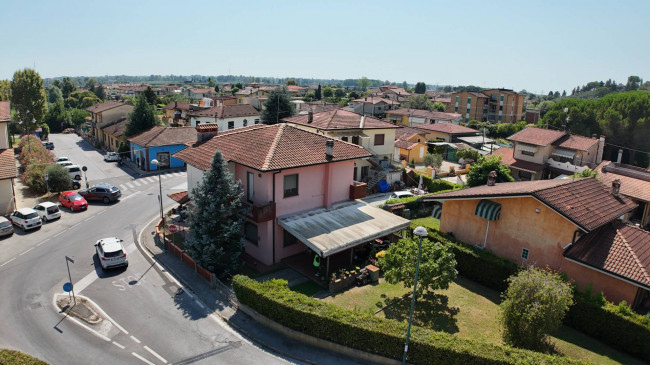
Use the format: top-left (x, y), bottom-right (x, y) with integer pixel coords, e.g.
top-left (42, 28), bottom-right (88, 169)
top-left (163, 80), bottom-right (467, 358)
top-left (325, 139), bottom-right (334, 160)
top-left (195, 123), bottom-right (219, 143)
top-left (617, 148), bottom-right (623, 163)
top-left (612, 179), bottom-right (621, 196)
top-left (487, 171), bottom-right (497, 186)
top-left (596, 135), bottom-right (605, 164)
top-left (308, 110), bottom-right (313, 124)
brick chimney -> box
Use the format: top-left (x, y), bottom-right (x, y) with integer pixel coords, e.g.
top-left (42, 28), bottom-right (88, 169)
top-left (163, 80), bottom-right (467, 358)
top-left (308, 110), bottom-right (313, 124)
top-left (487, 171), bottom-right (497, 186)
top-left (325, 139), bottom-right (334, 160)
top-left (596, 135), bottom-right (605, 164)
top-left (195, 123), bottom-right (219, 143)
top-left (612, 179), bottom-right (621, 196)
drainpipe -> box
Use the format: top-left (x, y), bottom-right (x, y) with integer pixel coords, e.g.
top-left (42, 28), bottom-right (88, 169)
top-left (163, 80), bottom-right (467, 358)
top-left (482, 220), bottom-right (490, 249)
top-left (272, 170), bottom-right (281, 265)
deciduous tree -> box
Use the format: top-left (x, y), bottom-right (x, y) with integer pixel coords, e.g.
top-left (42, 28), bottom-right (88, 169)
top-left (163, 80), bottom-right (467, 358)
top-left (44, 163), bottom-right (72, 193)
top-left (322, 87), bottom-right (333, 98)
top-left (432, 101), bottom-right (446, 112)
top-left (261, 87), bottom-right (295, 124)
top-left (61, 77), bottom-right (77, 98)
top-left (0, 80), bottom-right (10, 101)
top-left (467, 155), bottom-right (514, 187)
top-left (125, 95), bottom-right (157, 136)
top-left (358, 77), bottom-right (370, 91)
top-left (378, 236), bottom-right (457, 296)
top-left (414, 82), bottom-right (426, 94)
top-left (405, 94), bottom-right (432, 110)
top-left (47, 85), bottom-right (63, 104)
top-left (186, 150), bottom-right (245, 277)
top-left (10, 68), bottom-right (47, 135)
top-left (286, 79), bottom-right (297, 86)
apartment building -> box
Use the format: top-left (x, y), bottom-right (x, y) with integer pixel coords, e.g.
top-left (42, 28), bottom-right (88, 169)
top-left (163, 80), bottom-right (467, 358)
top-left (449, 88), bottom-right (524, 123)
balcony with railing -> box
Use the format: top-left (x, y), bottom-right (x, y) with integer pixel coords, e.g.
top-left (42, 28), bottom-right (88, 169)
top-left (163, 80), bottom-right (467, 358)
top-left (242, 201), bottom-right (276, 223)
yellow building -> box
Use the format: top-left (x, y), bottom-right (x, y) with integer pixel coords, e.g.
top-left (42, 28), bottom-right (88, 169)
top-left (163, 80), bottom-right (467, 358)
top-left (393, 127), bottom-right (428, 163)
top-left (449, 88), bottom-right (524, 123)
top-left (385, 108), bottom-right (462, 126)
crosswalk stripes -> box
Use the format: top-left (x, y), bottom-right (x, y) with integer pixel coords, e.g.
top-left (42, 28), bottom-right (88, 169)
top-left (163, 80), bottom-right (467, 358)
top-left (126, 183), bottom-right (134, 189)
top-left (132, 180), bottom-right (142, 187)
top-left (145, 177), bottom-right (156, 183)
top-left (119, 171), bottom-right (187, 191)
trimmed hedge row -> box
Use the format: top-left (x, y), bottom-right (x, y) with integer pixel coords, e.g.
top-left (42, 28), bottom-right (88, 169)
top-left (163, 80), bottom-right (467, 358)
top-left (233, 275), bottom-right (584, 365)
top-left (564, 295), bottom-right (650, 362)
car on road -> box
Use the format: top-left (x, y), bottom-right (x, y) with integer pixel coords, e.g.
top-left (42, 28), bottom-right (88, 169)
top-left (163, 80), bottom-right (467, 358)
top-left (389, 190), bottom-right (416, 200)
top-left (59, 191), bottom-right (88, 211)
top-left (42, 141), bottom-right (54, 150)
top-left (65, 165), bottom-right (82, 180)
top-left (10, 208), bottom-right (42, 231)
top-left (54, 157), bottom-right (70, 163)
top-left (95, 237), bottom-right (128, 270)
top-left (79, 184), bottom-right (121, 204)
top-left (104, 152), bottom-right (121, 162)
top-left (0, 217), bottom-right (14, 237)
top-left (56, 161), bottom-right (74, 167)
top-left (33, 202), bottom-right (61, 222)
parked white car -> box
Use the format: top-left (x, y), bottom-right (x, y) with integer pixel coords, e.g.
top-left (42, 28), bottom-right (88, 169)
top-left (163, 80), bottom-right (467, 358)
top-left (54, 157), bottom-right (70, 163)
top-left (10, 208), bottom-right (42, 231)
top-left (95, 237), bottom-right (128, 270)
top-left (56, 161), bottom-right (74, 167)
top-left (65, 165), bottom-right (82, 180)
top-left (104, 152), bottom-right (121, 162)
top-left (0, 217), bottom-right (14, 237)
top-left (33, 202), bottom-right (61, 222)
top-left (389, 191), bottom-right (416, 199)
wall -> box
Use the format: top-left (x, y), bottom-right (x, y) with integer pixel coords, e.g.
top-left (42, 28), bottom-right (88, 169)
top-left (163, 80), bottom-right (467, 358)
top-left (560, 259), bottom-right (640, 304)
top-left (148, 145), bottom-right (189, 170)
top-left (512, 141), bottom-right (554, 165)
top-left (439, 196), bottom-right (578, 270)
top-left (98, 105), bottom-right (133, 129)
top-left (0, 122), bottom-right (8, 149)
top-left (190, 115), bottom-right (260, 129)
top-left (424, 130), bottom-right (451, 142)
top-left (360, 128), bottom-right (396, 159)
top-left (0, 179), bottom-right (14, 215)
top-left (186, 165), bottom-right (204, 199)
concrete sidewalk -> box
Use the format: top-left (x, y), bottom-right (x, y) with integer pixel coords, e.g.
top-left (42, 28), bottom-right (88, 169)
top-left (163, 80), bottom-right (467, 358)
top-left (138, 218), bottom-right (365, 365)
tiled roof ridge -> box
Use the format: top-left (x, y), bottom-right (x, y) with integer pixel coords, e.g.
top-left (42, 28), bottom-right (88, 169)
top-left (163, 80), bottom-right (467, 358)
top-left (262, 124), bottom-right (285, 170)
top-left (617, 226), bottom-right (650, 284)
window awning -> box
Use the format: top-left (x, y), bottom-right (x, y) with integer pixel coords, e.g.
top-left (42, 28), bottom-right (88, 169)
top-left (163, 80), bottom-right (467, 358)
top-left (516, 143), bottom-right (537, 153)
top-left (432, 204), bottom-right (442, 219)
top-left (552, 149), bottom-right (575, 159)
top-left (278, 201), bottom-right (411, 257)
top-left (328, 131), bottom-right (369, 138)
top-left (475, 200), bottom-right (501, 221)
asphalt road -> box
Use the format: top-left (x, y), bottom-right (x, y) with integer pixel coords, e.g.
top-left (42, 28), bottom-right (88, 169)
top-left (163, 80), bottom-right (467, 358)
top-left (0, 134), bottom-right (293, 365)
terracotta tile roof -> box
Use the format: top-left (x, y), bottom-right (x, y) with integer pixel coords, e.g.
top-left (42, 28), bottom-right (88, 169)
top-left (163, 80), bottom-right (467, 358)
top-left (395, 126), bottom-right (426, 141)
top-left (394, 139), bottom-right (419, 150)
top-left (282, 109), bottom-right (398, 130)
top-left (565, 222), bottom-right (650, 288)
top-left (510, 159), bottom-right (546, 173)
top-left (429, 178), bottom-right (637, 231)
top-left (491, 147), bottom-right (515, 166)
top-left (162, 102), bottom-right (190, 111)
top-left (86, 101), bottom-right (131, 114)
top-left (0, 101), bottom-right (9, 122)
top-left (101, 118), bottom-right (128, 138)
top-left (597, 161), bottom-right (650, 202)
top-left (286, 85), bottom-right (307, 91)
top-left (0, 149), bottom-right (16, 179)
top-left (173, 124), bottom-right (372, 172)
top-left (413, 123), bottom-right (479, 135)
top-left (351, 98), bottom-right (400, 105)
top-left (167, 190), bottom-right (190, 204)
top-left (128, 126), bottom-right (197, 147)
top-left (188, 88), bottom-right (213, 94)
top-left (195, 124), bottom-right (219, 133)
top-left (187, 104), bottom-right (259, 119)
top-left (384, 87), bottom-right (410, 96)
top-left (508, 127), bottom-right (565, 146)
top-left (553, 134), bottom-right (599, 151)
top-left (386, 108), bottom-right (462, 121)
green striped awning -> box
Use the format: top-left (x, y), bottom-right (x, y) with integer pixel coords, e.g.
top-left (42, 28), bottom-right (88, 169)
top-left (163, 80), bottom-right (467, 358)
top-left (475, 200), bottom-right (501, 221)
top-left (432, 205), bottom-right (442, 219)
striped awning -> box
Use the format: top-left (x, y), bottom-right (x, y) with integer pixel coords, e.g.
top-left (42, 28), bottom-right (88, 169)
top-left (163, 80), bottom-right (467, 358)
top-left (432, 205), bottom-right (442, 219)
top-left (475, 200), bottom-right (501, 221)
top-left (516, 143), bottom-right (537, 153)
top-left (552, 149), bottom-right (575, 159)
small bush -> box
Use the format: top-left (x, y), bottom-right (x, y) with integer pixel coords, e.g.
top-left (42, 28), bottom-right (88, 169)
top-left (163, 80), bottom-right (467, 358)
top-left (18, 136), bottom-right (54, 194)
top-left (44, 163), bottom-right (72, 193)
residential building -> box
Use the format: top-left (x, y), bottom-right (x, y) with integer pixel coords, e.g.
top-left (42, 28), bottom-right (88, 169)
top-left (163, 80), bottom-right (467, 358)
top-left (282, 109), bottom-right (399, 184)
top-left (501, 127), bottom-right (605, 181)
top-left (173, 123), bottom-right (409, 269)
top-left (393, 127), bottom-right (429, 164)
top-left (347, 98), bottom-right (400, 117)
top-left (411, 123), bottom-right (480, 143)
top-left (187, 104), bottom-right (260, 130)
top-left (161, 102), bottom-right (207, 126)
top-left (596, 161), bottom-right (650, 229)
top-left (235, 86), bottom-right (273, 104)
top-left (86, 101), bottom-right (133, 146)
top-left (128, 126), bottom-right (196, 171)
top-left (426, 177), bottom-right (648, 307)
top-left (212, 95), bottom-right (238, 106)
top-left (382, 86), bottom-right (410, 100)
top-left (100, 118), bottom-right (128, 152)
top-left (386, 108), bottom-right (462, 126)
top-left (185, 87), bottom-right (215, 99)
top-left (0, 101), bottom-right (16, 215)
top-left (286, 85), bottom-right (308, 96)
top-left (449, 89), bottom-right (524, 123)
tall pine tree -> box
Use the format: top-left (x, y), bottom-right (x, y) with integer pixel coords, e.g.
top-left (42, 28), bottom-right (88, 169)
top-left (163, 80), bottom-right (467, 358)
top-left (125, 94), bottom-right (157, 136)
top-left (186, 150), bottom-right (245, 277)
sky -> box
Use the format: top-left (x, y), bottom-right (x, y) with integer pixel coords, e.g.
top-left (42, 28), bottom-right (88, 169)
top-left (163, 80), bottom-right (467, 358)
top-left (1, 0), bottom-right (648, 94)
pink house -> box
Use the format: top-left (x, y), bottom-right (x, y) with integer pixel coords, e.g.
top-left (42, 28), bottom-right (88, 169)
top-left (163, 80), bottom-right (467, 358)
top-left (174, 124), bottom-right (410, 271)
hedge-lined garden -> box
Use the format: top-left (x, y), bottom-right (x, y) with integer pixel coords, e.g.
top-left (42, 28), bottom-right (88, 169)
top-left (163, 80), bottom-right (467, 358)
top-left (233, 275), bottom-right (584, 365)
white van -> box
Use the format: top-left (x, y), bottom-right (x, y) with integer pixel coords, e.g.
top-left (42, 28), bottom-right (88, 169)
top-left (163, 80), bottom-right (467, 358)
top-left (65, 165), bottom-right (82, 180)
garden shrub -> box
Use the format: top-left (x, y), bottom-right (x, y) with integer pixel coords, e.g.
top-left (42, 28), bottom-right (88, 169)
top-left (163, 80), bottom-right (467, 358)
top-left (18, 135), bottom-right (54, 194)
top-left (233, 276), bottom-right (583, 364)
top-left (44, 163), bottom-right (72, 193)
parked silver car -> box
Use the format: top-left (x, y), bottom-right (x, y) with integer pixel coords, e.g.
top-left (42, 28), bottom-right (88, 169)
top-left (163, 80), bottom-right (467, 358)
top-left (0, 217), bottom-right (14, 237)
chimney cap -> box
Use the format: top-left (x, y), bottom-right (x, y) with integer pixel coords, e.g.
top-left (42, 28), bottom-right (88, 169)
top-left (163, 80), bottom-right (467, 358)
top-left (487, 171), bottom-right (497, 186)
top-left (325, 139), bottom-right (334, 160)
top-left (612, 179), bottom-right (621, 196)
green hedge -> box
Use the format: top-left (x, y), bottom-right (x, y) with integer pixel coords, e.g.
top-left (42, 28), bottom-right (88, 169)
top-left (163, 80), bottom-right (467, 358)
top-left (428, 230), bottom-right (518, 292)
top-left (564, 295), bottom-right (650, 362)
top-left (233, 275), bottom-right (584, 365)
top-left (0, 349), bottom-right (48, 365)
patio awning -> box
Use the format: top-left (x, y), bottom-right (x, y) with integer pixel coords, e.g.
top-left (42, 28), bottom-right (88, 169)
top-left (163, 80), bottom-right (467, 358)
top-left (328, 131), bottom-right (369, 138)
top-left (552, 149), bottom-right (575, 159)
top-left (475, 200), bottom-right (501, 221)
top-left (432, 204), bottom-right (442, 219)
top-left (167, 190), bottom-right (189, 204)
top-left (278, 201), bottom-right (411, 258)
top-left (516, 143), bottom-right (537, 154)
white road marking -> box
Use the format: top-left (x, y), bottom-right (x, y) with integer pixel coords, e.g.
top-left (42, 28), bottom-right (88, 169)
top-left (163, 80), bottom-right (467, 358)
top-left (131, 352), bottom-right (154, 365)
top-left (69, 222), bottom-right (81, 230)
top-left (160, 174), bottom-right (169, 179)
top-left (130, 335), bottom-right (141, 344)
top-left (126, 183), bottom-right (134, 189)
top-left (84, 216), bottom-right (93, 222)
top-left (53, 231), bottom-right (65, 238)
top-left (96, 210), bottom-right (106, 215)
top-left (0, 258), bottom-right (15, 267)
top-left (52, 294), bottom-right (111, 342)
top-left (19, 247), bottom-right (34, 256)
top-left (120, 191), bottom-right (140, 202)
top-left (36, 239), bottom-right (50, 246)
top-left (144, 346), bottom-right (168, 364)
top-left (82, 296), bottom-right (129, 335)
top-left (119, 184), bottom-right (127, 190)
top-left (74, 243), bottom-right (137, 294)
top-left (112, 341), bottom-right (126, 349)
top-left (145, 177), bottom-right (156, 183)
top-left (133, 180), bottom-right (142, 187)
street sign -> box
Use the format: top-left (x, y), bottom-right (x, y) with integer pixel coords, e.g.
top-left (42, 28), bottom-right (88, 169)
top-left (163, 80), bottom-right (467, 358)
top-left (168, 225), bottom-right (178, 233)
top-left (44, 173), bottom-right (49, 180)
top-left (63, 282), bottom-right (73, 292)
top-left (82, 166), bottom-right (87, 172)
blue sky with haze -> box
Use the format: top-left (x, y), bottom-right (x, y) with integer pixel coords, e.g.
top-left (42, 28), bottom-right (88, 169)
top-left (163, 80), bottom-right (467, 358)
top-left (2, 0), bottom-right (648, 94)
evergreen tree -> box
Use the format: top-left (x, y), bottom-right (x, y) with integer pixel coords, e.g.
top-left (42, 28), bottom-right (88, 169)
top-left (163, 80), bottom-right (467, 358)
top-left (414, 82), bottom-right (426, 94)
top-left (94, 84), bottom-right (106, 100)
top-left (11, 68), bottom-right (47, 134)
top-left (61, 77), bottom-right (77, 98)
top-left (125, 95), bottom-right (157, 136)
top-left (0, 80), bottom-right (9, 101)
top-left (315, 84), bottom-right (322, 100)
top-left (186, 150), bottom-right (245, 277)
top-left (214, 84), bottom-right (219, 93)
top-left (261, 87), bottom-right (295, 124)
top-left (561, 90), bottom-right (567, 97)
top-left (143, 86), bottom-right (157, 105)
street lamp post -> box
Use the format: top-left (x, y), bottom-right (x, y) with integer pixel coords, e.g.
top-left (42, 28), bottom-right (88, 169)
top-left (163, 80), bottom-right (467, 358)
top-left (402, 225), bottom-right (428, 365)
top-left (151, 159), bottom-right (166, 251)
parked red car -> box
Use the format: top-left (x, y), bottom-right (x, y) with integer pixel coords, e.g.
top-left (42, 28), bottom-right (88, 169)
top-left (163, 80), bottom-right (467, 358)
top-left (59, 191), bottom-right (88, 211)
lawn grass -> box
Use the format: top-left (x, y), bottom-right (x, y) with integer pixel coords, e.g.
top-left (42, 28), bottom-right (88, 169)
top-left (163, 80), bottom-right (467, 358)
top-left (290, 281), bottom-right (323, 297)
top-left (410, 216), bottom-right (440, 231)
top-left (0, 349), bottom-right (47, 365)
top-left (323, 276), bottom-right (644, 364)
